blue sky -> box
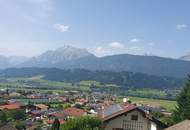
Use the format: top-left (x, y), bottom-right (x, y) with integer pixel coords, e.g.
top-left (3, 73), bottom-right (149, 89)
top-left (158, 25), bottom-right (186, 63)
top-left (0, 0), bottom-right (189, 58)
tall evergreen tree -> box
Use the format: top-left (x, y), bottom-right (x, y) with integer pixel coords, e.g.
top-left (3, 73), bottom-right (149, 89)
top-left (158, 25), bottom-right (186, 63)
top-left (172, 75), bottom-right (190, 123)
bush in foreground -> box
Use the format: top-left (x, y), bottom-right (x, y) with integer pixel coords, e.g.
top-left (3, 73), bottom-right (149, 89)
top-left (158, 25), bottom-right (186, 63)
top-left (60, 116), bottom-right (102, 130)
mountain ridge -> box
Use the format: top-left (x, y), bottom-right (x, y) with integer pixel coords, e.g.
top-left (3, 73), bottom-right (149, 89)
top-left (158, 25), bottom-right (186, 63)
top-left (0, 56), bottom-right (28, 69)
top-left (180, 53), bottom-right (190, 61)
top-left (0, 46), bottom-right (190, 78)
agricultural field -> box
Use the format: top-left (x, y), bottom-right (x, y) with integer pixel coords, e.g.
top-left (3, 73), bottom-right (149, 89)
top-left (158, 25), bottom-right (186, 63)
top-left (0, 76), bottom-right (119, 92)
top-left (128, 96), bottom-right (176, 111)
top-left (126, 88), bottom-right (179, 100)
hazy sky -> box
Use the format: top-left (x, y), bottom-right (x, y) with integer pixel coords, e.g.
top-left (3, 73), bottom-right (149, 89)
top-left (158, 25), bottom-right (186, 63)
top-left (0, 0), bottom-right (189, 58)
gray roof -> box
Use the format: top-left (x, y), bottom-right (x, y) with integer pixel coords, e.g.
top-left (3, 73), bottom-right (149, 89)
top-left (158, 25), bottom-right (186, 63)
top-left (104, 104), bottom-right (123, 117)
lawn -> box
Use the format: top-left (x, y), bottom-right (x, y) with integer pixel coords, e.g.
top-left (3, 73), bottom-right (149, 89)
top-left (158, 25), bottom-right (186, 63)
top-left (128, 96), bottom-right (176, 111)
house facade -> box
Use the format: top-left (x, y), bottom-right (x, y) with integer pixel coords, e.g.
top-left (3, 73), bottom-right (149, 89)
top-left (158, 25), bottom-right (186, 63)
top-left (100, 104), bottom-right (167, 130)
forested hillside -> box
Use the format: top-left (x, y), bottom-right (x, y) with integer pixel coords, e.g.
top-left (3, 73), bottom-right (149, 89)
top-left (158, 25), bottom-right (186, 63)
top-left (0, 68), bottom-right (185, 89)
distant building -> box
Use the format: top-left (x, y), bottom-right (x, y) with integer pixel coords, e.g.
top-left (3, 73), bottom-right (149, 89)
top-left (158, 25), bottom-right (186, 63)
top-left (164, 120), bottom-right (190, 130)
top-left (0, 102), bottom-right (24, 110)
top-left (48, 111), bottom-right (65, 124)
top-left (64, 107), bottom-right (86, 118)
top-left (33, 104), bottom-right (48, 111)
top-left (9, 92), bottom-right (21, 97)
top-left (99, 103), bottom-right (167, 130)
top-left (28, 104), bottom-right (49, 119)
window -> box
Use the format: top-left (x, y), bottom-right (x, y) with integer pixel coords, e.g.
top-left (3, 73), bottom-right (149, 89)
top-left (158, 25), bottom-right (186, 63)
top-left (131, 115), bottom-right (138, 121)
top-left (123, 120), bottom-right (143, 130)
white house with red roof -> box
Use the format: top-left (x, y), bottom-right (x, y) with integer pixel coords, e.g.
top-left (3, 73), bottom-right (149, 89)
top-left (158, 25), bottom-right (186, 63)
top-left (99, 103), bottom-right (167, 130)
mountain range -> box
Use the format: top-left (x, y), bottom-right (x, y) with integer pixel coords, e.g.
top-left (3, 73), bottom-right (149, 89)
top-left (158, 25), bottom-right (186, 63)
top-left (0, 56), bottom-right (28, 69)
top-left (180, 53), bottom-right (190, 61)
top-left (0, 46), bottom-right (190, 78)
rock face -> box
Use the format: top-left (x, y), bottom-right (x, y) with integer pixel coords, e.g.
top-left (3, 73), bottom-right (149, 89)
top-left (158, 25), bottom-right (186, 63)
top-left (20, 46), bottom-right (96, 68)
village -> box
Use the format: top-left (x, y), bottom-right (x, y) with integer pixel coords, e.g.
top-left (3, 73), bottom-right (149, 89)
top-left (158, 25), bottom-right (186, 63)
top-left (0, 88), bottom-right (176, 130)
top-left (1, 0), bottom-right (190, 129)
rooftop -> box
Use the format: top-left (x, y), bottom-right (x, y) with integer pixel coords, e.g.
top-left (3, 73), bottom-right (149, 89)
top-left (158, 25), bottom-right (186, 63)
top-left (165, 120), bottom-right (190, 130)
top-left (0, 103), bottom-right (23, 110)
top-left (99, 104), bottom-right (137, 121)
top-left (64, 107), bottom-right (86, 117)
top-left (34, 104), bottom-right (48, 109)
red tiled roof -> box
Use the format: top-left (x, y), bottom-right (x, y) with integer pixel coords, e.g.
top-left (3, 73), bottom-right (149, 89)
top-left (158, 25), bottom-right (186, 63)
top-left (0, 103), bottom-right (22, 110)
top-left (64, 107), bottom-right (85, 117)
top-left (47, 119), bottom-right (65, 124)
top-left (50, 112), bottom-right (65, 119)
top-left (121, 103), bottom-right (137, 110)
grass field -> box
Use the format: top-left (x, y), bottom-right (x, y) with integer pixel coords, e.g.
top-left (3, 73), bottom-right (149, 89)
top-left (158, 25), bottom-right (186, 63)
top-left (128, 96), bottom-right (176, 111)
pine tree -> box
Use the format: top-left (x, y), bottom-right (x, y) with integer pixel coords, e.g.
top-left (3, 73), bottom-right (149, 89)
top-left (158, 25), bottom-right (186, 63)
top-left (172, 75), bottom-right (190, 123)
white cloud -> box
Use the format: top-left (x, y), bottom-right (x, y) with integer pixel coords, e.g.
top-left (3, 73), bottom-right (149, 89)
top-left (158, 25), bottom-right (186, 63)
top-left (94, 46), bottom-right (109, 56)
top-left (130, 38), bottom-right (140, 43)
top-left (109, 42), bottom-right (124, 49)
top-left (176, 24), bottom-right (188, 31)
top-left (53, 24), bottom-right (69, 32)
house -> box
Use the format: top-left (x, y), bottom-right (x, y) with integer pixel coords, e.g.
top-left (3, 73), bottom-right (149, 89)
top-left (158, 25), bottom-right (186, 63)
top-left (164, 120), bottom-right (190, 130)
top-left (54, 96), bottom-right (67, 102)
top-left (9, 92), bottom-right (21, 97)
top-left (99, 103), bottom-right (167, 130)
top-left (47, 111), bottom-right (65, 124)
top-left (64, 107), bottom-right (86, 117)
top-left (33, 104), bottom-right (48, 111)
top-left (29, 110), bottom-right (46, 118)
top-left (28, 104), bottom-right (48, 120)
top-left (0, 102), bottom-right (24, 110)
top-left (76, 98), bottom-right (88, 105)
top-left (48, 111), bottom-right (65, 119)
